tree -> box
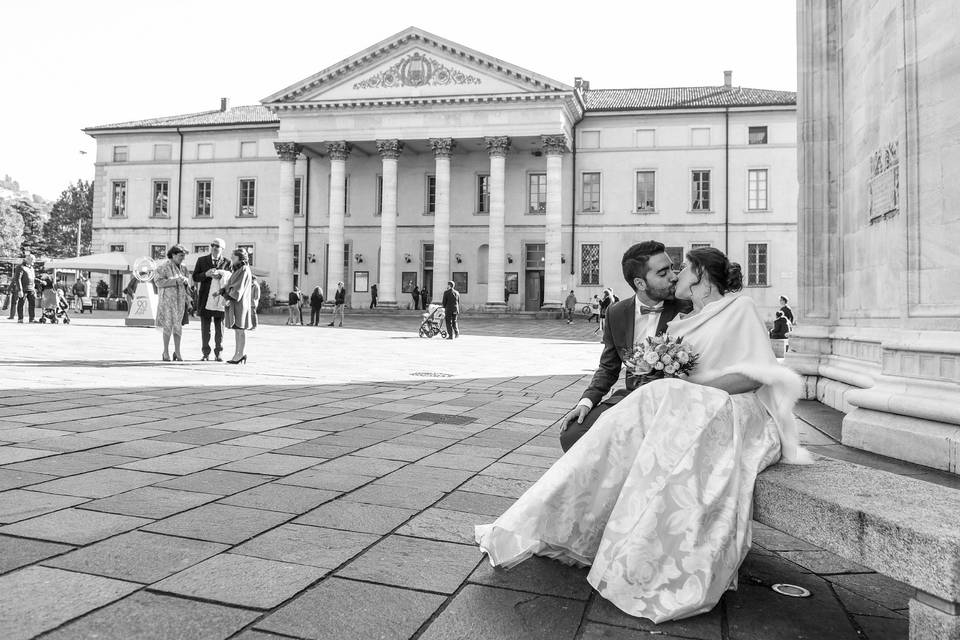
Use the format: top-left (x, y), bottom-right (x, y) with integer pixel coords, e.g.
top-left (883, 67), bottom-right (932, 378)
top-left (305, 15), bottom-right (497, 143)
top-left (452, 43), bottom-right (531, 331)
top-left (14, 200), bottom-right (45, 256)
top-left (43, 180), bottom-right (93, 258)
top-left (0, 203), bottom-right (25, 257)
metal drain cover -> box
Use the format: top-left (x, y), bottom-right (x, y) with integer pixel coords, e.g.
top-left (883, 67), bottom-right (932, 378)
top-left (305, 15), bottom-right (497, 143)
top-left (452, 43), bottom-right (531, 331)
top-left (772, 583), bottom-right (811, 598)
top-left (406, 412), bottom-right (477, 425)
top-left (410, 372), bottom-right (454, 378)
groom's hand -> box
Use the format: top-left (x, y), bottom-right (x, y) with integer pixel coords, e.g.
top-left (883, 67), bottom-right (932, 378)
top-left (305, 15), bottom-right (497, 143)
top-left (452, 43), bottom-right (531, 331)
top-left (560, 405), bottom-right (589, 433)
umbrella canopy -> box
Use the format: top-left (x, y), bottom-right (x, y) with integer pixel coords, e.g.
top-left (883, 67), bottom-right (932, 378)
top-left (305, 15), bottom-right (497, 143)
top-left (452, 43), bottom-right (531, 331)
top-left (44, 252), bottom-right (132, 272)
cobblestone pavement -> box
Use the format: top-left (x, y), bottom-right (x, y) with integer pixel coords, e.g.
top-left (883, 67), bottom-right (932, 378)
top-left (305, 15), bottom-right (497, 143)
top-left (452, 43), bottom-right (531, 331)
top-left (0, 316), bottom-right (912, 639)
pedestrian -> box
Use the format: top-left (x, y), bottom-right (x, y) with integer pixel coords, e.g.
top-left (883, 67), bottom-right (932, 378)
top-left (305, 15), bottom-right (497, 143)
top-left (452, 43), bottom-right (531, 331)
top-left (16, 254), bottom-right (37, 323)
top-left (411, 285), bottom-right (421, 310)
top-left (192, 238), bottom-right (230, 361)
top-left (769, 311), bottom-right (790, 339)
top-left (442, 280), bottom-right (460, 339)
top-left (328, 281), bottom-right (346, 327)
top-left (71, 277), bottom-right (86, 313)
top-left (504, 286), bottom-right (510, 306)
top-left (564, 290), bottom-right (577, 324)
top-left (597, 289), bottom-right (613, 335)
top-left (7, 259), bottom-right (22, 320)
top-left (370, 283), bottom-right (378, 309)
top-left (154, 245), bottom-right (191, 361)
top-left (779, 295), bottom-right (795, 325)
top-left (215, 248), bottom-right (253, 364)
top-left (420, 286), bottom-right (430, 310)
top-left (309, 286), bottom-right (324, 325)
top-left (287, 287), bottom-right (304, 325)
top-left (250, 275), bottom-right (260, 329)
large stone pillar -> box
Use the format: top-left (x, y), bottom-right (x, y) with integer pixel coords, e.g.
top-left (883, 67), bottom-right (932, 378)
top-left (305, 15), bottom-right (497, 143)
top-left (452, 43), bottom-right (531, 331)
top-left (484, 136), bottom-right (510, 310)
top-left (541, 134), bottom-right (567, 310)
top-left (274, 142), bottom-right (302, 295)
top-left (430, 138), bottom-right (454, 304)
top-left (376, 139), bottom-right (403, 309)
top-left (326, 141), bottom-right (350, 298)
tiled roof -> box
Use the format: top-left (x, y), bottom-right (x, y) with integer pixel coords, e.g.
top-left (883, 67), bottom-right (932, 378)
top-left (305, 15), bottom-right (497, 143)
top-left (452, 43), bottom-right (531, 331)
top-left (85, 105), bottom-right (279, 131)
top-left (582, 86), bottom-right (796, 111)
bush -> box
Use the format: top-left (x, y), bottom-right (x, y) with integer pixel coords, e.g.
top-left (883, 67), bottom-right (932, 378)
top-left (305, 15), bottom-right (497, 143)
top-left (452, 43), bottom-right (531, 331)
top-left (95, 279), bottom-right (109, 297)
top-left (257, 280), bottom-right (272, 311)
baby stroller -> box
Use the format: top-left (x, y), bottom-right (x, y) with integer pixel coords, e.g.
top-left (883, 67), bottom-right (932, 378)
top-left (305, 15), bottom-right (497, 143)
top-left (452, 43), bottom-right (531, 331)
top-left (39, 287), bottom-right (70, 324)
top-left (418, 304), bottom-right (447, 338)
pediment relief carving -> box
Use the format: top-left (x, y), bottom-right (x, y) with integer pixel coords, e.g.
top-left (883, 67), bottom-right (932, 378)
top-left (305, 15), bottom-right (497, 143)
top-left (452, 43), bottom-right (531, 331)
top-left (353, 52), bottom-right (481, 90)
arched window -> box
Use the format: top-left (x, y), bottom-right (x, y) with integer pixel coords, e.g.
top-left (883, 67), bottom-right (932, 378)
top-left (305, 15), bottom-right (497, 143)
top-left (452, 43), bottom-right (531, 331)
top-left (477, 244), bottom-right (489, 284)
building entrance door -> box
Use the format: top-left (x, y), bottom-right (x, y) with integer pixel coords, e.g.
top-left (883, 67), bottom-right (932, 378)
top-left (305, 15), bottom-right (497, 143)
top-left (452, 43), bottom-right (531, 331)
top-left (524, 270), bottom-right (544, 311)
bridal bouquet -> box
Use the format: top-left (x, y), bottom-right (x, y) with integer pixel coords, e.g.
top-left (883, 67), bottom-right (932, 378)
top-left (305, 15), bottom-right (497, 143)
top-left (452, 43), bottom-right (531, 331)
top-left (622, 335), bottom-right (700, 379)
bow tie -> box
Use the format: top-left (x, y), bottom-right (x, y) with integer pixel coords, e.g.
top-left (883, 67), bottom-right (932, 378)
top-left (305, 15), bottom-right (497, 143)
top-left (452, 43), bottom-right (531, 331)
top-left (639, 305), bottom-right (662, 315)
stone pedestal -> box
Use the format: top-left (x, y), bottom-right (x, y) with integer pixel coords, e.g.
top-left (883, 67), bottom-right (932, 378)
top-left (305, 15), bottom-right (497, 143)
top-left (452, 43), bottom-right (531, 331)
top-left (910, 594), bottom-right (960, 640)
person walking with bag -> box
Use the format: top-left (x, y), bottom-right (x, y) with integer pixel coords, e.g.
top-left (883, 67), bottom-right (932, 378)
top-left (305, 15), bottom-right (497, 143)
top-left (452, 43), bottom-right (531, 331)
top-left (441, 280), bottom-right (460, 340)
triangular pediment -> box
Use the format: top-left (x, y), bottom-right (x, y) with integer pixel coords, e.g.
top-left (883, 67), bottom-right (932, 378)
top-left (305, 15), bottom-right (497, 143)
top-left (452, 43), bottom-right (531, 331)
top-left (262, 27), bottom-right (573, 104)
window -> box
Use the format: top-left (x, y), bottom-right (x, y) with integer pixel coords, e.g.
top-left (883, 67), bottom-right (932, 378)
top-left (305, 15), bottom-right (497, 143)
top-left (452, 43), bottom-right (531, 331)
top-left (109, 244), bottom-right (125, 253)
top-left (525, 243), bottom-right (545, 269)
top-left (240, 141), bottom-right (257, 158)
top-left (154, 144), bottom-right (172, 161)
top-left (691, 128), bottom-right (711, 146)
top-left (111, 181), bottom-right (127, 217)
top-left (238, 179), bottom-right (256, 217)
top-left (375, 175), bottom-right (383, 216)
top-left (293, 243), bottom-right (301, 273)
top-left (195, 180), bottom-right (212, 217)
top-left (635, 171), bottom-right (656, 212)
top-left (452, 271), bottom-right (468, 294)
top-left (581, 173), bottom-right (601, 213)
top-left (747, 243), bottom-right (769, 286)
top-left (748, 126), bottom-right (768, 145)
top-left (748, 169), bottom-right (768, 211)
top-left (151, 180), bottom-right (170, 218)
top-left (237, 244), bottom-right (255, 266)
top-left (425, 174), bottom-right (436, 215)
top-left (113, 146), bottom-right (128, 162)
top-left (635, 129), bottom-right (656, 147)
top-left (423, 243), bottom-right (434, 269)
top-left (690, 242), bottom-right (712, 249)
top-left (528, 173), bottom-right (547, 214)
top-left (580, 243), bottom-right (600, 285)
top-left (477, 244), bottom-right (489, 284)
top-left (477, 174), bottom-right (490, 214)
top-left (692, 170), bottom-right (711, 211)
top-left (580, 130), bottom-right (600, 149)
top-left (294, 177), bottom-right (303, 216)
top-left (150, 244), bottom-right (166, 260)
top-left (194, 244), bottom-right (210, 254)
top-left (197, 143), bottom-right (214, 160)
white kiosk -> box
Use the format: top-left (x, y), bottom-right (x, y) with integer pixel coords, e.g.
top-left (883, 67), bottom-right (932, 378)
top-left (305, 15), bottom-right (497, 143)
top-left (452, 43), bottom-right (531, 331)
top-left (125, 257), bottom-right (159, 327)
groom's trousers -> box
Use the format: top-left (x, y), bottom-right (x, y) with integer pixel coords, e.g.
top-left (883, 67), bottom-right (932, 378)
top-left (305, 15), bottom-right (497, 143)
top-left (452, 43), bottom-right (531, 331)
top-left (560, 388), bottom-right (630, 452)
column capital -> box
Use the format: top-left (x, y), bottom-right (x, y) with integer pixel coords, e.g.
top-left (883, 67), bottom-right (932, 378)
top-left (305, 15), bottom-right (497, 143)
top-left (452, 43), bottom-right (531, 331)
top-left (430, 138), bottom-right (456, 158)
top-left (375, 139), bottom-right (404, 160)
top-left (541, 134), bottom-right (569, 155)
top-left (325, 141), bottom-right (352, 161)
top-left (484, 136), bottom-right (512, 157)
top-left (274, 142), bottom-right (303, 162)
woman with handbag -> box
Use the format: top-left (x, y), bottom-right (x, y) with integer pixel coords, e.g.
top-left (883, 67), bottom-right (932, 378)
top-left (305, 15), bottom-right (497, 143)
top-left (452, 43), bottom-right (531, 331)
top-left (154, 245), bottom-right (192, 362)
top-left (213, 248), bottom-right (254, 364)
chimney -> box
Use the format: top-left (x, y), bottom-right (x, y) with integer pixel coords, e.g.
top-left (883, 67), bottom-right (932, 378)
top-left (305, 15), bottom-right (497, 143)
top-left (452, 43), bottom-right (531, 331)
top-left (220, 97), bottom-right (229, 112)
top-left (574, 77), bottom-right (590, 92)
top-left (723, 70), bottom-right (732, 88)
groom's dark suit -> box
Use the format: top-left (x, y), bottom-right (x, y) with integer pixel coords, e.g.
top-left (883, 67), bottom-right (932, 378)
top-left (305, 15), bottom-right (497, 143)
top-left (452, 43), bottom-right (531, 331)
top-left (193, 253), bottom-right (231, 357)
top-left (560, 296), bottom-right (692, 452)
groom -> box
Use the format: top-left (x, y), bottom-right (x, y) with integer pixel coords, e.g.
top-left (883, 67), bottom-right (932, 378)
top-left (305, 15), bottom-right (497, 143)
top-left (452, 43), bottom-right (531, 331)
top-left (559, 241), bottom-right (692, 452)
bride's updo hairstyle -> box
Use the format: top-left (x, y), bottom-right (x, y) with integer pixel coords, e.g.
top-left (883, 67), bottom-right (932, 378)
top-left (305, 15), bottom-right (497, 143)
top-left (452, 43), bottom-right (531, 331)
top-left (685, 247), bottom-right (743, 295)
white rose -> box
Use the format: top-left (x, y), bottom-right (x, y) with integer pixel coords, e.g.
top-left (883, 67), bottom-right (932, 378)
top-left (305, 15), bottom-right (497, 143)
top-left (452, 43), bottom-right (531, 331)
top-left (643, 352), bottom-right (660, 365)
top-left (654, 362), bottom-right (665, 370)
top-left (661, 355), bottom-right (673, 365)
top-left (677, 351), bottom-right (689, 363)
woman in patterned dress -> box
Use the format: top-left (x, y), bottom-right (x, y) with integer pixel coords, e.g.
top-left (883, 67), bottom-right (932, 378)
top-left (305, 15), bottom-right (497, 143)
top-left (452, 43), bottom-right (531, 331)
top-left (154, 245), bottom-right (191, 362)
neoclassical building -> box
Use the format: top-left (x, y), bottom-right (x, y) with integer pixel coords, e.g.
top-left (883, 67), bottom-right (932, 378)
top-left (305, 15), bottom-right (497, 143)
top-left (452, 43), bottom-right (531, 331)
top-left (85, 27), bottom-right (797, 314)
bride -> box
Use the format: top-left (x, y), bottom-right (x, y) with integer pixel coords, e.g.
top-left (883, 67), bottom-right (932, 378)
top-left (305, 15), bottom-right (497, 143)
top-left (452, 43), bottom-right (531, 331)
top-left (475, 247), bottom-right (813, 623)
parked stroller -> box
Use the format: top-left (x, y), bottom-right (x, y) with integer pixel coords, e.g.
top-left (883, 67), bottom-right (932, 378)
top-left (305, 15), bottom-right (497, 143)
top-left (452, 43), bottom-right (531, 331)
top-left (39, 287), bottom-right (70, 324)
top-left (418, 304), bottom-right (447, 338)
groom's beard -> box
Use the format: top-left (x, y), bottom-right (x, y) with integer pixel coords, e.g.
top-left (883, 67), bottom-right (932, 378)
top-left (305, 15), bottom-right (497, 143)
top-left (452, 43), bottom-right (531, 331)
top-left (645, 285), bottom-right (676, 302)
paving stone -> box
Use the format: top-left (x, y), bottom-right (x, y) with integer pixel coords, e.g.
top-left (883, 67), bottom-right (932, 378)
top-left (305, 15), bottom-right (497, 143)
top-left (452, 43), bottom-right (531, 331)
top-left (0, 426), bottom-right (74, 442)
top-left (41, 590), bottom-right (259, 640)
top-left (0, 507), bottom-right (151, 544)
top-left (276, 469), bottom-right (374, 491)
top-left (777, 549), bottom-right (872, 574)
top-left (94, 439), bottom-right (196, 458)
top-left (183, 443), bottom-right (269, 461)
top-left (343, 482), bottom-right (445, 510)
top-left (470, 555), bottom-right (592, 600)
top-left (275, 441), bottom-right (358, 458)
top-left (152, 553), bottom-right (325, 609)
top-left (232, 632), bottom-right (292, 640)
top-left (155, 469), bottom-right (273, 495)
top-left (379, 464), bottom-right (473, 491)
top-left (396, 507), bottom-right (484, 545)
top-left (2, 451), bottom-right (138, 476)
top-left (119, 453), bottom-right (224, 475)
top-left (418, 452), bottom-right (497, 471)
top-left (826, 573), bottom-right (914, 611)
top-left (295, 499), bottom-right (416, 534)
top-left (480, 461), bottom-right (547, 481)
top-left (852, 614), bottom-right (910, 640)
top-left (317, 455), bottom-right (406, 476)
top-left (0, 565), bottom-right (139, 640)
top-left (0, 489), bottom-right (89, 523)
top-left (43, 530), bottom-right (227, 583)
top-left (256, 576), bottom-right (445, 640)
top-left (418, 584), bottom-right (585, 640)
top-left (0, 446), bottom-right (58, 465)
top-left (338, 534), bottom-right (481, 594)
top-left (459, 475), bottom-right (536, 498)
top-left (0, 535), bottom-right (73, 575)
top-left (727, 577), bottom-right (861, 639)
top-left (219, 483), bottom-right (340, 513)
top-left (587, 595), bottom-right (722, 639)
top-left (217, 453), bottom-right (320, 475)
top-left (579, 622), bottom-right (690, 640)
top-left (30, 468), bottom-right (172, 498)
top-left (438, 490), bottom-right (515, 516)
top-left (223, 434), bottom-right (302, 449)
top-left (151, 427), bottom-right (245, 445)
top-left (832, 584), bottom-right (907, 619)
top-left (0, 468), bottom-right (57, 490)
top-left (78, 486), bottom-right (220, 519)
top-left (141, 503), bottom-right (290, 544)
top-left (232, 524), bottom-right (378, 569)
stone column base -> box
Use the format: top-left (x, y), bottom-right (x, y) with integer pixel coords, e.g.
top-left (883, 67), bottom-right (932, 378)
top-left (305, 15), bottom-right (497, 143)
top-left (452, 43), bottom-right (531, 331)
top-left (375, 301), bottom-right (399, 310)
top-left (485, 302), bottom-right (506, 311)
top-left (910, 594), bottom-right (960, 640)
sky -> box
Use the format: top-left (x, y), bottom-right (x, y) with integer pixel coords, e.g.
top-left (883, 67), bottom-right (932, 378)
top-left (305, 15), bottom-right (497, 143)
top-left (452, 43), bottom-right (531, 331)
top-left (0, 0), bottom-right (797, 200)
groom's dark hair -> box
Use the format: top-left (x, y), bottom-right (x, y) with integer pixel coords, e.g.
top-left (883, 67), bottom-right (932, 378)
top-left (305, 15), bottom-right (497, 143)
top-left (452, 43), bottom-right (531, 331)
top-left (622, 241), bottom-right (666, 291)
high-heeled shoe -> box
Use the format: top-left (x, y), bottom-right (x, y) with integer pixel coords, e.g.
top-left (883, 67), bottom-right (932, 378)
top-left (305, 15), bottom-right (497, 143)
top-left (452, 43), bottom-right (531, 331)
top-left (172, 353), bottom-right (183, 362)
top-left (201, 355), bottom-right (209, 361)
top-left (227, 355), bottom-right (247, 365)
top-left (162, 354), bottom-right (171, 362)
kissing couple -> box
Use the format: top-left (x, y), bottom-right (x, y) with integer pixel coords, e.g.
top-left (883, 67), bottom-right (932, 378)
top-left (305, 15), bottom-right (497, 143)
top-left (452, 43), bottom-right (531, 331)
top-left (476, 241), bottom-right (813, 623)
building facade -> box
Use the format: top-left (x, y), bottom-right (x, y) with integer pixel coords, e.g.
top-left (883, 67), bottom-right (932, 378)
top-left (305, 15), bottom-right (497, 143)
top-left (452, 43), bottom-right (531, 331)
top-left (85, 27), bottom-right (797, 316)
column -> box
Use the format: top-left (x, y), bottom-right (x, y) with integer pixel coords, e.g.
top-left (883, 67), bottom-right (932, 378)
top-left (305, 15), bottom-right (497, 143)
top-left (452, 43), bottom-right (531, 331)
top-left (541, 134), bottom-right (568, 310)
top-left (326, 141), bottom-right (350, 298)
top-left (274, 142), bottom-right (302, 295)
top-left (376, 139), bottom-right (403, 308)
top-left (484, 136), bottom-right (510, 309)
top-left (430, 138), bottom-right (454, 303)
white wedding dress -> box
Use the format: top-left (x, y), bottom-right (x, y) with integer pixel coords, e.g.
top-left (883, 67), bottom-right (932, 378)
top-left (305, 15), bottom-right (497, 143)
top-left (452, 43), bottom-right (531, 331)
top-left (476, 294), bottom-right (813, 622)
